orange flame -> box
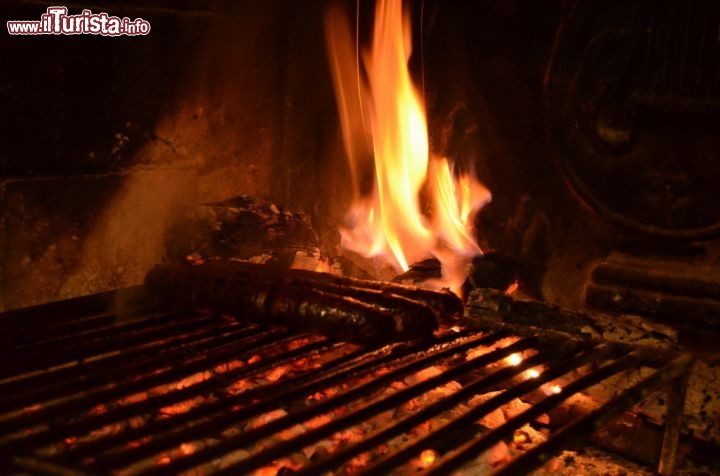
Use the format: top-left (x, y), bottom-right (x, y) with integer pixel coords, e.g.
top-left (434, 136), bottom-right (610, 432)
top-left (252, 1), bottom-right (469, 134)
top-left (325, 0), bottom-right (490, 293)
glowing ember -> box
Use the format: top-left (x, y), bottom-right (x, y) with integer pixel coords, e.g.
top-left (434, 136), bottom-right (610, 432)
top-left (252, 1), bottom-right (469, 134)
top-left (506, 353), bottom-right (523, 366)
top-left (420, 448), bottom-right (438, 467)
top-left (265, 366), bottom-right (288, 383)
top-left (255, 465), bottom-right (286, 476)
top-left (526, 369), bottom-right (541, 379)
top-left (513, 430), bottom-right (529, 445)
top-left (180, 442), bottom-right (196, 456)
top-left (160, 400), bottom-right (196, 416)
top-left (325, 0), bottom-right (491, 294)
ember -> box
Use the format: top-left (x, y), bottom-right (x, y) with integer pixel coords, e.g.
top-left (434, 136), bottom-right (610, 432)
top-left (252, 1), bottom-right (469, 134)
top-left (418, 448), bottom-right (437, 468)
top-left (505, 353), bottom-right (523, 367)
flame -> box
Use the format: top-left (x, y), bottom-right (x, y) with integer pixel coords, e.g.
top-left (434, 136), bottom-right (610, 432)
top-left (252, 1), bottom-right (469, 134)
top-left (325, 0), bottom-right (490, 293)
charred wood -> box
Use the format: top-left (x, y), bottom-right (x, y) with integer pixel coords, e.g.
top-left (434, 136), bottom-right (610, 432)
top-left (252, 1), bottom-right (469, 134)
top-left (463, 252), bottom-right (519, 295)
top-left (392, 252), bottom-right (519, 294)
top-left (218, 260), bottom-right (464, 320)
top-left (466, 287), bottom-right (680, 352)
top-left (144, 263), bottom-right (450, 345)
top-left (165, 195), bottom-right (320, 267)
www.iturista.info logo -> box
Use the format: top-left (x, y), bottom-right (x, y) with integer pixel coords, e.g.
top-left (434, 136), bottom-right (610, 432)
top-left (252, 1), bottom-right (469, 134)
top-left (7, 6), bottom-right (151, 36)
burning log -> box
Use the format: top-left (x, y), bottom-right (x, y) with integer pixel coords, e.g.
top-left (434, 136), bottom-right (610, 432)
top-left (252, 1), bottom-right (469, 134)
top-left (144, 262), bottom-right (455, 345)
top-left (218, 260), bottom-right (465, 319)
top-left (393, 252), bottom-right (519, 295)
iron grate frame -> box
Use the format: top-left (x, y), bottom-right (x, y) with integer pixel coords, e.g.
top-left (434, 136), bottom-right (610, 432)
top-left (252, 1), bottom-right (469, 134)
top-left (0, 286), bottom-right (692, 476)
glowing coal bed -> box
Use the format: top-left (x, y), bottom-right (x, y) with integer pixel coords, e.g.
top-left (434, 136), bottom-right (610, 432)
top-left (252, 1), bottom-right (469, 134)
top-left (0, 287), bottom-right (694, 476)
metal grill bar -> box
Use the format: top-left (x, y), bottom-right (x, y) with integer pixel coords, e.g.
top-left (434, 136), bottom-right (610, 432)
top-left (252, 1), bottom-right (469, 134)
top-left (3, 337), bottom-right (336, 453)
top-left (357, 343), bottom-right (614, 476)
top-left (0, 326), bottom-right (290, 434)
top-left (202, 339), bottom-right (538, 476)
top-left (495, 353), bottom-right (695, 476)
top-left (102, 332), bottom-right (518, 473)
top-left (1, 310), bottom-right (219, 395)
top-left (60, 330), bottom-right (486, 465)
top-left (424, 350), bottom-right (648, 475)
top-left (0, 287), bottom-right (690, 476)
top-left (293, 343), bottom-right (586, 476)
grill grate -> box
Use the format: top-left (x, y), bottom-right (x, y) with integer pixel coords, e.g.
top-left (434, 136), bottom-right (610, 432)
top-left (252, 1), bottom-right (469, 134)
top-left (0, 287), bottom-right (692, 475)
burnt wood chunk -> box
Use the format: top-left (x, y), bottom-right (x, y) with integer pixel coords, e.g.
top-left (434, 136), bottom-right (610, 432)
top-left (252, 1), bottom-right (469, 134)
top-left (223, 261), bottom-right (465, 320)
top-left (393, 253), bottom-right (518, 295)
top-left (144, 262), bottom-right (456, 345)
top-left (165, 195), bottom-right (320, 267)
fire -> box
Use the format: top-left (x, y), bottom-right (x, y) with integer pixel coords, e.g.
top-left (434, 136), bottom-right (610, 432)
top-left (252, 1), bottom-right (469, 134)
top-left (325, 0), bottom-right (491, 293)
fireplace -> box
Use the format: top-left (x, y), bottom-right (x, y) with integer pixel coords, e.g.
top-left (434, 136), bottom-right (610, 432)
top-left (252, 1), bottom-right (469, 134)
top-left (2, 0), bottom-right (720, 474)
